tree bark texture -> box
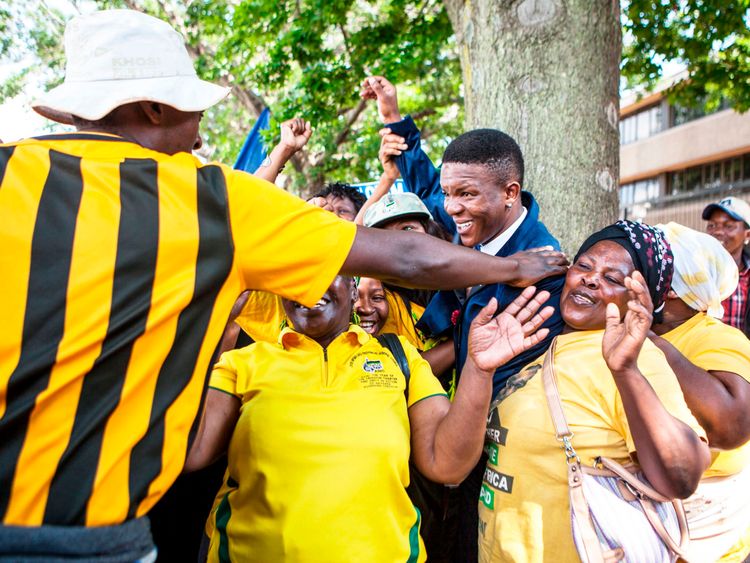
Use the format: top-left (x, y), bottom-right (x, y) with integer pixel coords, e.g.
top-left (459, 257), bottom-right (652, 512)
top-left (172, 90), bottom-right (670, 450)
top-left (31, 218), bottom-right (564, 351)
top-left (444, 0), bottom-right (621, 253)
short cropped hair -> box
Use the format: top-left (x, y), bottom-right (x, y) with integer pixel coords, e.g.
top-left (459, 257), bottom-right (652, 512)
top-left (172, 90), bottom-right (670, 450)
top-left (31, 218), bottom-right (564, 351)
top-left (311, 182), bottom-right (367, 213)
top-left (71, 109), bottom-right (119, 130)
top-left (442, 129), bottom-right (524, 187)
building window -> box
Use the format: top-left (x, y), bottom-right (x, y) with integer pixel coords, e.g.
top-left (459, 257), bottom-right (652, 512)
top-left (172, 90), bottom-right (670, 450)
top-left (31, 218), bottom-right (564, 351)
top-left (620, 177), bottom-right (660, 208)
top-left (667, 152), bottom-right (750, 195)
top-left (619, 103), bottom-right (663, 145)
top-left (671, 97), bottom-right (730, 127)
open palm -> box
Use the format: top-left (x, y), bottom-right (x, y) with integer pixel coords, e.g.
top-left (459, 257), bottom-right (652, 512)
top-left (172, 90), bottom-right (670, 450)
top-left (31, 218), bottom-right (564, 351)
top-left (468, 287), bottom-right (554, 373)
top-left (602, 270), bottom-right (653, 374)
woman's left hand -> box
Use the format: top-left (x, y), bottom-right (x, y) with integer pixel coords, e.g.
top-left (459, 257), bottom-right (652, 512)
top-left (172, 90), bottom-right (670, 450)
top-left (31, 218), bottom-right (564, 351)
top-left (467, 287), bottom-right (553, 373)
top-left (602, 270), bottom-right (653, 374)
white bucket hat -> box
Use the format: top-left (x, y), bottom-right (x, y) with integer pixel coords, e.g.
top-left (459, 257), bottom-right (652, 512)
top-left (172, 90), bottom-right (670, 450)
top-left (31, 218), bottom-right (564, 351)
top-left (32, 9), bottom-right (230, 125)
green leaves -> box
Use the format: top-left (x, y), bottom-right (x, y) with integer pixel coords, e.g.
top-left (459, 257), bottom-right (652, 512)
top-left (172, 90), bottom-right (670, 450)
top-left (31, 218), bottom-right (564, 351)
top-left (181, 0), bottom-right (462, 191)
top-left (4, 0), bottom-right (746, 190)
top-left (622, 1), bottom-right (750, 112)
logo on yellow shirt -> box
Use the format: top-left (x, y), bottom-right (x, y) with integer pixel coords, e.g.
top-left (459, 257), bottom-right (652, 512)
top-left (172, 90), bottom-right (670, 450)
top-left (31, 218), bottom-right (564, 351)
top-left (350, 350), bottom-right (401, 389)
top-left (362, 358), bottom-right (384, 373)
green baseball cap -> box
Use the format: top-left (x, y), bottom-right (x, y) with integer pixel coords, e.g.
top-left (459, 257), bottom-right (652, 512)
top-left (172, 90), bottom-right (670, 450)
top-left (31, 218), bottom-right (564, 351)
top-left (363, 193), bottom-right (433, 228)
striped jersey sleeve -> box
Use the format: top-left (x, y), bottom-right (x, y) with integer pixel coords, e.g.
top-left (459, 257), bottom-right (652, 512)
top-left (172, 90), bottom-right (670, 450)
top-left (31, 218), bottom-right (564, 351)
top-left (0, 133), bottom-right (353, 528)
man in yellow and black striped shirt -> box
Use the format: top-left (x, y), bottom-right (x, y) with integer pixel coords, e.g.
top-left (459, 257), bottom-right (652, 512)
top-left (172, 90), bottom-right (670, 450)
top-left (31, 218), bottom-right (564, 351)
top-left (0, 8), bottom-right (567, 561)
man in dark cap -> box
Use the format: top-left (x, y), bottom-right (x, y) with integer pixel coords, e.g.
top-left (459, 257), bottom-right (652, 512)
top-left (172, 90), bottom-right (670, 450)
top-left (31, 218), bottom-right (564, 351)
top-left (704, 196), bottom-right (750, 337)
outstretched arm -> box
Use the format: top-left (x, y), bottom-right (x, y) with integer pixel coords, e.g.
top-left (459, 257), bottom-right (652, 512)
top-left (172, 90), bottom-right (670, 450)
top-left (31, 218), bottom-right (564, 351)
top-left (342, 225), bottom-right (568, 289)
top-left (603, 272), bottom-right (710, 498)
top-left (254, 117), bottom-right (312, 183)
top-left (410, 288), bottom-right (554, 483)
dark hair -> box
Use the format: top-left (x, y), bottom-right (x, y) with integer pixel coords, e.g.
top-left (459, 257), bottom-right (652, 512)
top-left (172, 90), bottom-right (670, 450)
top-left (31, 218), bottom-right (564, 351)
top-left (421, 218), bottom-right (452, 242)
top-left (442, 128), bottom-right (524, 187)
top-left (311, 182), bottom-right (367, 213)
top-left (71, 110), bottom-right (119, 130)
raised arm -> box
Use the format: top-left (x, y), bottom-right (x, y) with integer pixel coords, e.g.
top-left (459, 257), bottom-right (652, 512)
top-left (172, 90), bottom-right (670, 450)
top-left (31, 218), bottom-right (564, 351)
top-left (603, 272), bottom-right (710, 498)
top-left (342, 225), bottom-right (567, 288)
top-left (253, 117), bottom-right (312, 183)
top-left (361, 76), bottom-right (454, 233)
top-left (648, 333), bottom-right (750, 450)
top-left (409, 288), bottom-right (554, 483)
top-left (354, 134), bottom-right (402, 225)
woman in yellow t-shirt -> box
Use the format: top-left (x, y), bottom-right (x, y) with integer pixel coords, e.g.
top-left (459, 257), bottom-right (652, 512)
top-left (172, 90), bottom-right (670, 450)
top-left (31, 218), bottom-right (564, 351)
top-left (478, 220), bottom-right (711, 563)
top-left (650, 223), bottom-right (750, 563)
top-left (186, 275), bottom-right (554, 562)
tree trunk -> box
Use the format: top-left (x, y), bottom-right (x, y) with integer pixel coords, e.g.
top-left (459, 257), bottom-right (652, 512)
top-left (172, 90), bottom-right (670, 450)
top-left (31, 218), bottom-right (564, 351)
top-left (444, 0), bottom-right (621, 253)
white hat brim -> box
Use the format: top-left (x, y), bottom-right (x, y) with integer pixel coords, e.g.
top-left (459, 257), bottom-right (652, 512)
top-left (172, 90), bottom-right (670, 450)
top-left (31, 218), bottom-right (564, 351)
top-left (32, 74), bottom-right (231, 124)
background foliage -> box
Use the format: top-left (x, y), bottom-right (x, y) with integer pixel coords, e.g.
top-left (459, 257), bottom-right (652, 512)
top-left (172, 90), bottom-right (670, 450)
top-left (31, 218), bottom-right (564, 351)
top-left (1, 0), bottom-right (749, 194)
top-left (622, 0), bottom-right (750, 113)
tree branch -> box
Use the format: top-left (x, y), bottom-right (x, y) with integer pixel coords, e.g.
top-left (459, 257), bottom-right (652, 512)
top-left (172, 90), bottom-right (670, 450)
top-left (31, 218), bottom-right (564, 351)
top-left (314, 98), bottom-right (368, 168)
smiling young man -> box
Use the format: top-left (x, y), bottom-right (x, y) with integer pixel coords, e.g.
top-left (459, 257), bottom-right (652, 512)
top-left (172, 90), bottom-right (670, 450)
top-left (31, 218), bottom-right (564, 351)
top-left (362, 75), bottom-right (565, 563)
top-left (703, 197), bottom-right (750, 337)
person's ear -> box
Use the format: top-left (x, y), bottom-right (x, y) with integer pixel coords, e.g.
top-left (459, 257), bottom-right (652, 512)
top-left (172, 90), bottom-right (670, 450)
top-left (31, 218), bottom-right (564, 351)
top-left (138, 101), bottom-right (165, 125)
top-left (503, 181), bottom-right (521, 206)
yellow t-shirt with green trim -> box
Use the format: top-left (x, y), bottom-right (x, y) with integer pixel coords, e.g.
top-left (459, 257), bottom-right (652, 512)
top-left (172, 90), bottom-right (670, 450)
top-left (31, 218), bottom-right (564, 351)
top-left (662, 312), bottom-right (750, 477)
top-left (206, 324), bottom-right (446, 562)
top-left (477, 330), bottom-right (706, 563)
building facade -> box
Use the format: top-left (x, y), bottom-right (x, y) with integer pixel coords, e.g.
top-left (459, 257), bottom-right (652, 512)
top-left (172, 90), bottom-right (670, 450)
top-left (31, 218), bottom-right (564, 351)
top-left (619, 83), bottom-right (750, 229)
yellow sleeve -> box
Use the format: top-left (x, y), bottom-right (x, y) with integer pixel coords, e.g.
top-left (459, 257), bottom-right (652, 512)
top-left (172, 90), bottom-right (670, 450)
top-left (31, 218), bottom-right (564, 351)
top-left (209, 349), bottom-right (241, 398)
top-left (685, 323), bottom-right (750, 383)
top-left (235, 291), bottom-right (286, 343)
top-left (225, 168), bottom-right (357, 307)
top-left (615, 342), bottom-right (706, 453)
top-left (399, 336), bottom-right (448, 407)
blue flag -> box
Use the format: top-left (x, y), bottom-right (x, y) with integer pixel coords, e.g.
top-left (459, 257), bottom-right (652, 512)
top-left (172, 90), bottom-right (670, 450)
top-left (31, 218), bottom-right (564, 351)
top-left (350, 179), bottom-right (406, 198)
top-left (234, 107), bottom-right (271, 173)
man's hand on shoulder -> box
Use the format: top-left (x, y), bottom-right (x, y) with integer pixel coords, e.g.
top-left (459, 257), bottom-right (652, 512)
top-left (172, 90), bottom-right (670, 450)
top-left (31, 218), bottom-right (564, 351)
top-left (505, 247), bottom-right (569, 287)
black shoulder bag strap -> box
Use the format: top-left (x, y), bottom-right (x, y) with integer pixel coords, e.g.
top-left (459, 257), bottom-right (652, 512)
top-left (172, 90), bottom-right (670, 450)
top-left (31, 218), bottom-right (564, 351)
top-left (376, 333), bottom-right (410, 403)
